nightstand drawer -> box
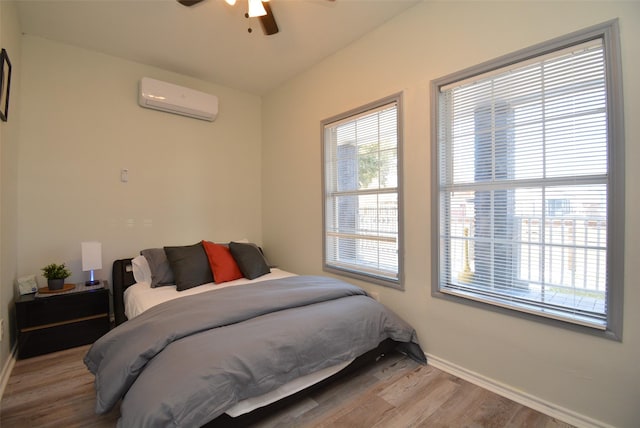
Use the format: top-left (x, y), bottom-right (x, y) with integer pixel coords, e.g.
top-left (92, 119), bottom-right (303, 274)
top-left (18, 316), bottom-right (110, 359)
top-left (16, 289), bottom-right (109, 329)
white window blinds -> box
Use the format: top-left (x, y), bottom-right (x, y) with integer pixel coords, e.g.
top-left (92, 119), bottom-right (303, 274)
top-left (323, 97), bottom-right (402, 286)
top-left (436, 35), bottom-right (617, 330)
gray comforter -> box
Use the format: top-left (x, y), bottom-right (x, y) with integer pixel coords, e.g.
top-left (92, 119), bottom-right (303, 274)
top-left (84, 275), bottom-right (425, 427)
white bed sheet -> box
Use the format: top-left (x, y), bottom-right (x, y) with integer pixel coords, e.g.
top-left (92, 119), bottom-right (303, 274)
top-left (122, 268), bottom-right (354, 418)
top-left (124, 268), bottom-right (296, 320)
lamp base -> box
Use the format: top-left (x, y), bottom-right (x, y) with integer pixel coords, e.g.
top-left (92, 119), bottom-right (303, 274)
top-left (85, 280), bottom-right (101, 286)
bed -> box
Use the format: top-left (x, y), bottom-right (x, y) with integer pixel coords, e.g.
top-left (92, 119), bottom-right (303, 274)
top-left (85, 241), bottom-right (426, 427)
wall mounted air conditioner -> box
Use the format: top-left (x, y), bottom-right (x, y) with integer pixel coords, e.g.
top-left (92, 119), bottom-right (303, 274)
top-left (138, 77), bottom-right (218, 122)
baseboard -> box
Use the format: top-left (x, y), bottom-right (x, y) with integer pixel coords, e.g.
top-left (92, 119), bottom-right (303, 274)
top-left (426, 353), bottom-right (612, 428)
top-left (0, 344), bottom-right (17, 400)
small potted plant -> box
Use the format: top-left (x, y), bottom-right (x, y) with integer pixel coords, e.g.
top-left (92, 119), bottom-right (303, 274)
top-left (41, 263), bottom-right (71, 290)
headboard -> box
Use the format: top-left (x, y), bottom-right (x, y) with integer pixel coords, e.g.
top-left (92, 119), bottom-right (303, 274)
top-left (112, 258), bottom-right (135, 325)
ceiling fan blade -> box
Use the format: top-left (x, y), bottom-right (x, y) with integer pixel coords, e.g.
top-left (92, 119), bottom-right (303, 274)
top-left (259, 2), bottom-right (279, 35)
top-left (177, 0), bottom-right (205, 6)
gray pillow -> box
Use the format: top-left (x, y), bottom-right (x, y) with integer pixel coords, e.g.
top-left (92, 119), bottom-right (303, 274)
top-left (164, 243), bottom-right (214, 291)
top-left (229, 242), bottom-right (271, 280)
top-left (140, 248), bottom-right (174, 288)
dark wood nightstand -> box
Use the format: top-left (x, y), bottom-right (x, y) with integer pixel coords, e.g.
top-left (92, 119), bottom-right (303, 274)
top-left (15, 283), bottom-right (110, 359)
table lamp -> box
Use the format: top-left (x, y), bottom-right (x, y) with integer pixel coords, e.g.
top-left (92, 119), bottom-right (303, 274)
top-left (82, 241), bottom-right (102, 286)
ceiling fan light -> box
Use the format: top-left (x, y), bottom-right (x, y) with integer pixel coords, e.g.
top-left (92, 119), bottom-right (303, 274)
top-left (225, 0), bottom-right (236, 5)
top-left (247, 0), bottom-right (267, 17)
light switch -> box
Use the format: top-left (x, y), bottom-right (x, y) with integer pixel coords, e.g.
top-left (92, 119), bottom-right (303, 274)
top-left (120, 168), bottom-right (129, 183)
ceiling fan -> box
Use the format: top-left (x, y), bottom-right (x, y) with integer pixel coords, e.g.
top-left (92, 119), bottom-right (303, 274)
top-left (177, 0), bottom-right (280, 36)
top-left (178, 0), bottom-right (335, 36)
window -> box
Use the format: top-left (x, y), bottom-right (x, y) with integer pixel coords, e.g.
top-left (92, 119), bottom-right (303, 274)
top-left (431, 20), bottom-right (624, 339)
top-left (322, 94), bottom-right (403, 288)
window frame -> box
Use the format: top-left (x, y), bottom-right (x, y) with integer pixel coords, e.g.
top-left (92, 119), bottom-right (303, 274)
top-left (322, 93), bottom-right (404, 289)
top-left (430, 20), bottom-right (625, 340)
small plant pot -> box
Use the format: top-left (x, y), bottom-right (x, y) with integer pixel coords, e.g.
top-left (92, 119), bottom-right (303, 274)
top-left (47, 278), bottom-right (65, 290)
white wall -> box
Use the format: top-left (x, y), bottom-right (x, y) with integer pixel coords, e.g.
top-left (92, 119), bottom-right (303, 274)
top-left (17, 36), bottom-right (264, 287)
top-left (0, 0), bottom-right (22, 384)
top-left (262, 2), bottom-right (640, 427)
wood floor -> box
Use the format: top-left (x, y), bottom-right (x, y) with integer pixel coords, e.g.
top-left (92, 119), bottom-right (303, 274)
top-left (1, 345), bottom-right (573, 428)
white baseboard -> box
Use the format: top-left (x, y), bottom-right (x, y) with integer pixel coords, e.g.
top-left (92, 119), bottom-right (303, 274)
top-left (426, 353), bottom-right (612, 428)
top-left (0, 344), bottom-right (17, 400)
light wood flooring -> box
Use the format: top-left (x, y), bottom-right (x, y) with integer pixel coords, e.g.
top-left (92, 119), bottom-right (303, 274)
top-left (1, 345), bottom-right (573, 427)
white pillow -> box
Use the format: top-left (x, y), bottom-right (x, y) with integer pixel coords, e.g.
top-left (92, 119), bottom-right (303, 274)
top-left (131, 255), bottom-right (152, 284)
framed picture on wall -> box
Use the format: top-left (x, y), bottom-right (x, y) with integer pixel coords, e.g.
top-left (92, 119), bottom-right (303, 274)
top-left (0, 48), bottom-right (12, 122)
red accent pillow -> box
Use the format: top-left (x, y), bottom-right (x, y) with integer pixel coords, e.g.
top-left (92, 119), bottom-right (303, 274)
top-left (202, 240), bottom-right (244, 284)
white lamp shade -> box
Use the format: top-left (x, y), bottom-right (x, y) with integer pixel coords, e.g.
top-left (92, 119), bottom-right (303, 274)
top-left (82, 242), bottom-right (103, 271)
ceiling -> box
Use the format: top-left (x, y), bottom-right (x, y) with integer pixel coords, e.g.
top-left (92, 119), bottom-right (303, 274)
top-left (17, 0), bottom-right (420, 95)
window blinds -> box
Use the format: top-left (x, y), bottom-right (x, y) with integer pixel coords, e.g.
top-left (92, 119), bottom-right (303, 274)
top-left (437, 38), bottom-right (609, 328)
top-left (324, 100), bottom-right (400, 284)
